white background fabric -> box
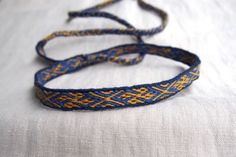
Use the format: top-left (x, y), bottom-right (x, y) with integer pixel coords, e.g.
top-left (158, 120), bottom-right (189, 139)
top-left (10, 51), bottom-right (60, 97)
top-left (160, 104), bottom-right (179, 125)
top-left (0, 0), bottom-right (236, 156)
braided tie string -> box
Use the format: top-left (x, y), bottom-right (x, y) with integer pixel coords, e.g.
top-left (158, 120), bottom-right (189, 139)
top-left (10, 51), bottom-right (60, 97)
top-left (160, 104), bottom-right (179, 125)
top-left (36, 0), bottom-right (168, 65)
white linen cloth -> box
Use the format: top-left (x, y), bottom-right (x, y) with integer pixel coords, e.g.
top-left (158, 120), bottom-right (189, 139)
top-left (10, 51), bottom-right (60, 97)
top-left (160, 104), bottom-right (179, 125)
top-left (0, 0), bottom-right (236, 156)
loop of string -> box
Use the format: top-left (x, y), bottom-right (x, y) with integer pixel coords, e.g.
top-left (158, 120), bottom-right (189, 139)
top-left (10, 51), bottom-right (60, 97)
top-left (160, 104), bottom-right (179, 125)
top-left (36, 0), bottom-right (168, 65)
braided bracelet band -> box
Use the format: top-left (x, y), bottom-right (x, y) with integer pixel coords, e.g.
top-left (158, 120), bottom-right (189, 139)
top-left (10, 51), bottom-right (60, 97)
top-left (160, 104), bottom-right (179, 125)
top-left (35, 43), bottom-right (201, 111)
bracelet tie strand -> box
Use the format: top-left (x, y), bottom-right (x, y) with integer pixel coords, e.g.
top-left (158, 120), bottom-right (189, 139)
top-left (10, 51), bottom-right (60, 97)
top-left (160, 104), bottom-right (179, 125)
top-left (36, 0), bottom-right (168, 65)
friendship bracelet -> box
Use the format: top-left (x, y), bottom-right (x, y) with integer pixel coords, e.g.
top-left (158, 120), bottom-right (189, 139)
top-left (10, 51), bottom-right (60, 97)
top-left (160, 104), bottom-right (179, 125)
top-left (35, 43), bottom-right (200, 110)
top-left (34, 0), bottom-right (201, 111)
top-left (36, 0), bottom-right (168, 65)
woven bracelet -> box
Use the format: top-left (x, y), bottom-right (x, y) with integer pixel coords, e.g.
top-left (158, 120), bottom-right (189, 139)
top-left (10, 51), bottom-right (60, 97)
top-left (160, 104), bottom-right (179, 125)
top-left (34, 0), bottom-right (201, 111)
top-left (35, 43), bottom-right (200, 110)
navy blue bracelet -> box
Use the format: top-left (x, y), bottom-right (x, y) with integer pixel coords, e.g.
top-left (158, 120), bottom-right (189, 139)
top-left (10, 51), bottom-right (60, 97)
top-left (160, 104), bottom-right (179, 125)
top-left (34, 0), bottom-right (201, 111)
top-left (35, 43), bottom-right (200, 110)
